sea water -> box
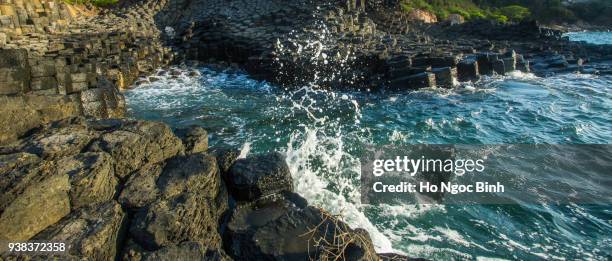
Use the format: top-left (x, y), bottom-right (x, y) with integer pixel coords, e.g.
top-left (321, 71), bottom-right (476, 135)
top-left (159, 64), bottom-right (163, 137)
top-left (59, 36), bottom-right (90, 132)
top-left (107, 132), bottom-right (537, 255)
top-left (125, 32), bottom-right (612, 260)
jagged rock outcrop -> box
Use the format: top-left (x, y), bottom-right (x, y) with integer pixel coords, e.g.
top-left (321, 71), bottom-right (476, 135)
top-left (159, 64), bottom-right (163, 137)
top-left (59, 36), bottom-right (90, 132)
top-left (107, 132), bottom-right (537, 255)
top-left (175, 125), bottom-right (209, 154)
top-left (0, 153), bottom-right (70, 241)
top-left (0, 117), bottom-right (389, 260)
top-left (226, 152), bottom-right (293, 201)
top-left (130, 153), bottom-right (227, 250)
top-left (33, 201), bottom-right (127, 260)
top-left (225, 191), bottom-right (378, 261)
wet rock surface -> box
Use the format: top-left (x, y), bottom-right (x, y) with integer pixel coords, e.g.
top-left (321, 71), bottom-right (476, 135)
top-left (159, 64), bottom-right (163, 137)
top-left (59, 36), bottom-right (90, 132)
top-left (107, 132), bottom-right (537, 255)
top-left (225, 192), bottom-right (377, 260)
top-left (227, 152), bottom-right (293, 201)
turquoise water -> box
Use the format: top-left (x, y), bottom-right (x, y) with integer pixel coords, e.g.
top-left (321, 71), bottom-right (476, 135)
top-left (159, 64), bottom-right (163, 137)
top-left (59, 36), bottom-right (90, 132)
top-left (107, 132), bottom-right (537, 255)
top-left (565, 31), bottom-right (612, 45)
top-left (125, 33), bottom-right (612, 260)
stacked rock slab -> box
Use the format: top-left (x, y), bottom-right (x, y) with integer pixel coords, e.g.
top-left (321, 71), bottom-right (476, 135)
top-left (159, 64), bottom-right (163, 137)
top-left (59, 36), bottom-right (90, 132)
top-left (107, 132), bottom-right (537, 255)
top-left (137, 0), bottom-right (540, 90)
top-left (0, 0), bottom-right (174, 145)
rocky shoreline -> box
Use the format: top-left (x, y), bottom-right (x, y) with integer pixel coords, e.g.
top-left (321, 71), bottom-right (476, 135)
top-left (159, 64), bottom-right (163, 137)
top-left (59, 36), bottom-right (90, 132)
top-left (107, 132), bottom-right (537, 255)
top-left (1, 0), bottom-right (611, 260)
top-left (1, 117), bottom-right (415, 260)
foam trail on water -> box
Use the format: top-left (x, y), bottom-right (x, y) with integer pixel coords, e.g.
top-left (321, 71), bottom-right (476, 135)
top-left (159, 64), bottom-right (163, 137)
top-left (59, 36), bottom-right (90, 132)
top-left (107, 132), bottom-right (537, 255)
top-left (284, 127), bottom-right (395, 253)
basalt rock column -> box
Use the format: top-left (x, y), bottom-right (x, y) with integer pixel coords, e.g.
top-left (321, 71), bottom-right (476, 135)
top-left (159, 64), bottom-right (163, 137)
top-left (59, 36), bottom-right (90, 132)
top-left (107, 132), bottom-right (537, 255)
top-left (457, 58), bottom-right (480, 82)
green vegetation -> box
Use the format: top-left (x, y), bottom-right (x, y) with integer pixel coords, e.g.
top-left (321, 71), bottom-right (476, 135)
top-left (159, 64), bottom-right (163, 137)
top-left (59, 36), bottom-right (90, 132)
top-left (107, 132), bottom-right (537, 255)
top-left (499, 5), bottom-right (530, 22)
top-left (401, 0), bottom-right (611, 25)
top-left (474, 0), bottom-right (612, 25)
top-left (400, 0), bottom-right (522, 23)
top-left (64, 0), bottom-right (118, 7)
top-left (401, 0), bottom-right (487, 20)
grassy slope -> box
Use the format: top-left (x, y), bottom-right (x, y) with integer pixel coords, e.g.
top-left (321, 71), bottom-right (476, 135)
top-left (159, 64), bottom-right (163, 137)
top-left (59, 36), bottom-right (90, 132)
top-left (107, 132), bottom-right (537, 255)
top-left (64, 0), bottom-right (118, 7)
top-left (400, 0), bottom-right (513, 23)
top-left (401, 0), bottom-right (612, 25)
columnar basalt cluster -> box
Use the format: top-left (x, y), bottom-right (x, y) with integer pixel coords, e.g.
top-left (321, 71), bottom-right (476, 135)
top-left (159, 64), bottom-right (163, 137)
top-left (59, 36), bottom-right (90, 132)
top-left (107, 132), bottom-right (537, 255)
top-left (0, 0), bottom-right (176, 144)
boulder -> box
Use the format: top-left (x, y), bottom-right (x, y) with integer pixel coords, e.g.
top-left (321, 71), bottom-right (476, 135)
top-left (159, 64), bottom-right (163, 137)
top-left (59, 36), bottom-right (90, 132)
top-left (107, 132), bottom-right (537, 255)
top-left (20, 123), bottom-right (95, 160)
top-left (226, 152), bottom-right (293, 201)
top-left (118, 163), bottom-right (164, 209)
top-left (58, 152), bottom-right (118, 209)
top-left (225, 192), bottom-right (377, 260)
top-left (492, 59), bottom-right (506, 75)
top-left (407, 9), bottom-right (437, 23)
top-left (88, 120), bottom-right (184, 179)
top-left (0, 95), bottom-right (81, 145)
top-left (123, 241), bottom-right (231, 261)
top-left (211, 148), bottom-right (240, 174)
top-left (476, 53), bottom-right (497, 76)
top-left (0, 155), bottom-right (70, 240)
top-left (447, 14), bottom-right (465, 25)
top-left (34, 202), bottom-right (127, 260)
top-left (516, 55), bottom-right (530, 72)
top-left (80, 79), bottom-right (127, 119)
top-left (503, 50), bottom-right (517, 73)
top-left (175, 126), bottom-right (208, 154)
top-left (130, 153), bottom-right (227, 250)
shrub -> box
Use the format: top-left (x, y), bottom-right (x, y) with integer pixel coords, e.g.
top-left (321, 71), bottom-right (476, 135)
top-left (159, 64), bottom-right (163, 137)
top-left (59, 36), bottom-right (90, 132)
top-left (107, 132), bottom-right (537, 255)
top-left (64, 0), bottom-right (118, 7)
top-left (448, 7), bottom-right (471, 20)
top-left (401, 0), bottom-right (434, 13)
top-left (487, 13), bottom-right (508, 23)
top-left (499, 5), bottom-right (530, 21)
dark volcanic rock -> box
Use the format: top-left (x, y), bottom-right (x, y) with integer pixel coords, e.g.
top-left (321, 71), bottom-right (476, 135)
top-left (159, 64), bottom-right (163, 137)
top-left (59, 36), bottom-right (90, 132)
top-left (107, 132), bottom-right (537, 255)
top-left (118, 163), bottom-right (164, 209)
top-left (211, 148), bottom-right (240, 174)
top-left (87, 120), bottom-right (184, 179)
top-left (227, 152), bottom-right (293, 201)
top-left (0, 153), bottom-right (70, 241)
top-left (34, 201), bottom-right (127, 260)
top-left (130, 153), bottom-right (227, 251)
top-left (388, 72), bottom-right (436, 90)
top-left (225, 192), bottom-right (377, 261)
top-left (431, 67), bottom-right (456, 88)
top-left (58, 152), bottom-right (118, 209)
top-left (175, 125), bottom-right (209, 154)
top-left (124, 241), bottom-right (231, 261)
top-left (457, 58), bottom-right (480, 82)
